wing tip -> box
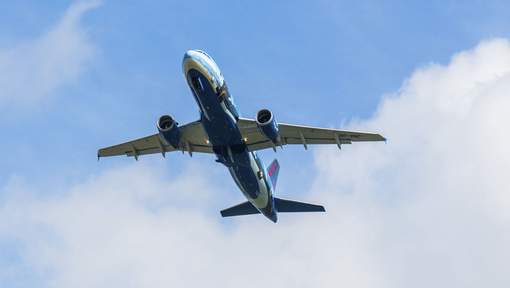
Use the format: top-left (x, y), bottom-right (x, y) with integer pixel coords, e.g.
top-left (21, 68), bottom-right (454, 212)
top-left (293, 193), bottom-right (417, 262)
top-left (97, 148), bottom-right (104, 159)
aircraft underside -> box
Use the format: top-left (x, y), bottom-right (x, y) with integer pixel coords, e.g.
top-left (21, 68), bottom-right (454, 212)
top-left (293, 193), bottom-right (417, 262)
top-left (97, 49), bottom-right (386, 223)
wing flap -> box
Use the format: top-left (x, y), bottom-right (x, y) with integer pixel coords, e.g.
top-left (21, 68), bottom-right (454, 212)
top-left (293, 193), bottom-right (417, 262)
top-left (98, 134), bottom-right (168, 158)
top-left (278, 123), bottom-right (385, 143)
top-left (237, 117), bottom-right (385, 152)
top-left (98, 120), bottom-right (214, 158)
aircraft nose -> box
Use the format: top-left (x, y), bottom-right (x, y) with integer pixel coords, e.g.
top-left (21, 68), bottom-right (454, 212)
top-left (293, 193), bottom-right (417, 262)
top-left (182, 50), bottom-right (199, 75)
top-left (182, 50), bottom-right (223, 86)
top-left (183, 49), bottom-right (212, 64)
top-left (182, 50), bottom-right (208, 73)
top-left (183, 50), bottom-right (195, 64)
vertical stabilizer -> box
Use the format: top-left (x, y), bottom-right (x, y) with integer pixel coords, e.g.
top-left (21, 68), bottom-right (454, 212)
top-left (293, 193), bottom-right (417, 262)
top-left (267, 159), bottom-right (280, 188)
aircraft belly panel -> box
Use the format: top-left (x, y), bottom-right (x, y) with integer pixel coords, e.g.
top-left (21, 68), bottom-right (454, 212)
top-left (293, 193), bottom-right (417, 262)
top-left (187, 69), bottom-right (242, 147)
top-left (227, 151), bottom-right (270, 209)
top-left (185, 66), bottom-right (273, 218)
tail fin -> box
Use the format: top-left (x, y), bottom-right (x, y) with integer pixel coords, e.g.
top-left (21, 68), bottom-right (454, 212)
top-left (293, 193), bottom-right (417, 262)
top-left (267, 159), bottom-right (280, 188)
top-left (274, 197), bottom-right (325, 213)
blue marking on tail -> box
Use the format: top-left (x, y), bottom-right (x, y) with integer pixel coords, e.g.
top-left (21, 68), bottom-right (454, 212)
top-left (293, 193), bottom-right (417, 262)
top-left (267, 159), bottom-right (280, 189)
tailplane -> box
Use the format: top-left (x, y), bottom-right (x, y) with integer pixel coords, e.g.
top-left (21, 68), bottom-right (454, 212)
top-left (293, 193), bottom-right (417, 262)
top-left (220, 201), bottom-right (260, 217)
top-left (274, 197), bottom-right (325, 213)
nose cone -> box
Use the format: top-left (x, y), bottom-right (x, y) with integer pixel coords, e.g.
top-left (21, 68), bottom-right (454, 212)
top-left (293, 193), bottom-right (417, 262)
top-left (182, 50), bottom-right (210, 75)
top-left (182, 49), bottom-right (210, 67)
top-left (183, 50), bottom-right (192, 61)
top-left (184, 49), bottom-right (207, 58)
top-left (182, 50), bottom-right (199, 72)
top-left (182, 49), bottom-right (224, 87)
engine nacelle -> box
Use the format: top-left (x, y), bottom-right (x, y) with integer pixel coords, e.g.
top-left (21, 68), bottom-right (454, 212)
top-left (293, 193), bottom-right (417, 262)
top-left (157, 115), bottom-right (181, 148)
top-left (256, 109), bottom-right (280, 144)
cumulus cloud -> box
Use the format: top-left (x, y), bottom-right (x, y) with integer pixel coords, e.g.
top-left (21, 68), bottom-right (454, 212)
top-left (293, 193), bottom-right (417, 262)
top-left (1, 39), bottom-right (510, 288)
top-left (313, 38), bottom-right (510, 287)
top-left (0, 0), bottom-right (100, 108)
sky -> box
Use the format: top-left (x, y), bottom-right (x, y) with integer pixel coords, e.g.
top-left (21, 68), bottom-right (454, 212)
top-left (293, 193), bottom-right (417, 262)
top-left (1, 1), bottom-right (510, 287)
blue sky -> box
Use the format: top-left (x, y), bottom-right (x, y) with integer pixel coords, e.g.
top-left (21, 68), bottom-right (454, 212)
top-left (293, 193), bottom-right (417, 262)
top-left (1, 0), bottom-right (508, 183)
top-left (0, 0), bottom-right (508, 191)
top-left (1, 1), bottom-right (510, 287)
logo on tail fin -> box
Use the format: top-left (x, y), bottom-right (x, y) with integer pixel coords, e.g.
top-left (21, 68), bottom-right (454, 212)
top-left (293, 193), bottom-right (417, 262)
top-left (267, 159), bottom-right (280, 188)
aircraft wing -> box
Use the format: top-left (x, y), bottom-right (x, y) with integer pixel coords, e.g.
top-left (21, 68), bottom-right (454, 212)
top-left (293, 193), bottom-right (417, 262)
top-left (98, 120), bottom-right (213, 159)
top-left (237, 117), bottom-right (385, 151)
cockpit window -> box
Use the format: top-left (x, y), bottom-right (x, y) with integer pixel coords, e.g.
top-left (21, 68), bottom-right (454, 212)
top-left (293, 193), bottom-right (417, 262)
top-left (195, 50), bottom-right (212, 60)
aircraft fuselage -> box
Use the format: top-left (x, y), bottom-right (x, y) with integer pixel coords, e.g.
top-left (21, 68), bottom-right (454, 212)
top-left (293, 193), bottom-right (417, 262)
top-left (182, 50), bottom-right (277, 222)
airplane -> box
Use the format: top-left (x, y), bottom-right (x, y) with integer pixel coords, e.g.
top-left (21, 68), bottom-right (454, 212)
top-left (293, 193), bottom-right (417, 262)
top-left (98, 50), bottom-right (386, 223)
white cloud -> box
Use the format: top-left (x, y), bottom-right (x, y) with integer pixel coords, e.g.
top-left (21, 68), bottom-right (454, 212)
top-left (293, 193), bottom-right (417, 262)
top-left (0, 0), bottom-right (100, 108)
top-left (1, 39), bottom-right (510, 287)
top-left (313, 38), bottom-right (510, 287)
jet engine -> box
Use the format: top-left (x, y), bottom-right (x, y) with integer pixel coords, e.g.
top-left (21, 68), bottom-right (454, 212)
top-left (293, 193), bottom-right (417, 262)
top-left (157, 115), bottom-right (181, 148)
top-left (256, 109), bottom-right (280, 144)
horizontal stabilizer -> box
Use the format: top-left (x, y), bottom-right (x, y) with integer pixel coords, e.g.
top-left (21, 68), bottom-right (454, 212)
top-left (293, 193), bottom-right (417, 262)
top-left (220, 201), bottom-right (260, 217)
top-left (274, 197), bottom-right (325, 213)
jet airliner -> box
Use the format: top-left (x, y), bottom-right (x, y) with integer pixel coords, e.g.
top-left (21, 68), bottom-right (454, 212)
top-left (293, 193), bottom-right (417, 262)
top-left (98, 50), bottom-right (385, 222)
